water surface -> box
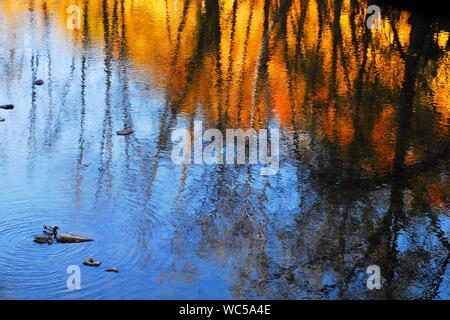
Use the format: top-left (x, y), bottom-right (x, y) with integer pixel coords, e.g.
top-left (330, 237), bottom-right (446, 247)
top-left (0, 0), bottom-right (449, 299)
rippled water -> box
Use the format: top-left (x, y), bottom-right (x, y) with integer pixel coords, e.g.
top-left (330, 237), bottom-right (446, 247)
top-left (0, 0), bottom-right (449, 299)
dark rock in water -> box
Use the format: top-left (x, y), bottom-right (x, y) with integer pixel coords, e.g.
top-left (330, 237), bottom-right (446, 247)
top-left (0, 104), bottom-right (14, 110)
top-left (56, 233), bottom-right (94, 243)
top-left (83, 258), bottom-right (102, 267)
top-left (34, 236), bottom-right (53, 245)
top-left (0, 117), bottom-right (5, 122)
top-left (116, 127), bottom-right (134, 136)
top-left (105, 267), bottom-right (119, 273)
top-left (34, 79), bottom-right (45, 86)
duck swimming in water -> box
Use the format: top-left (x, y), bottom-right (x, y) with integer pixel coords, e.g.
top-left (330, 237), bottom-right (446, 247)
top-left (33, 226), bottom-right (58, 244)
top-left (32, 226), bottom-right (94, 244)
top-left (43, 226), bottom-right (59, 238)
top-left (34, 236), bottom-right (53, 245)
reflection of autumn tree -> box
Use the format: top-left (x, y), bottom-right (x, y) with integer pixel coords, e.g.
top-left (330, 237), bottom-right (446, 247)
top-left (75, 0), bottom-right (89, 206)
top-left (366, 12), bottom-right (449, 299)
top-left (165, 0), bottom-right (449, 298)
top-left (282, 9), bottom-right (449, 299)
top-left (4, 1), bottom-right (449, 171)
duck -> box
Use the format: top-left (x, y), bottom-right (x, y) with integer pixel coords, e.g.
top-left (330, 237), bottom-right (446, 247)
top-left (43, 225), bottom-right (59, 237)
top-left (34, 236), bottom-right (53, 245)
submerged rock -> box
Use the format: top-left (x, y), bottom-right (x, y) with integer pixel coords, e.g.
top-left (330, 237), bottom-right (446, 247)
top-left (56, 233), bottom-right (94, 243)
top-left (116, 127), bottom-right (134, 136)
top-left (33, 236), bottom-right (53, 245)
top-left (0, 104), bottom-right (14, 110)
top-left (105, 267), bottom-right (119, 273)
top-left (0, 117), bottom-right (5, 122)
top-left (83, 258), bottom-right (102, 267)
top-left (34, 79), bottom-right (45, 86)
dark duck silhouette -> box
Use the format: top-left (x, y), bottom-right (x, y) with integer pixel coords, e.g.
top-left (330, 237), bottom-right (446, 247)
top-left (43, 226), bottom-right (59, 238)
top-left (33, 226), bottom-right (93, 244)
top-left (33, 226), bottom-right (59, 244)
top-left (33, 236), bottom-right (53, 244)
